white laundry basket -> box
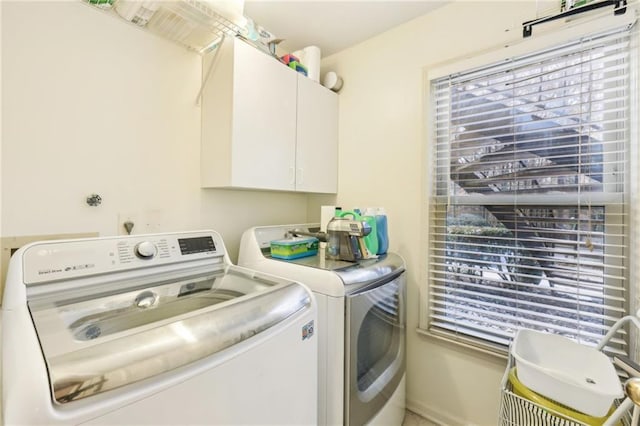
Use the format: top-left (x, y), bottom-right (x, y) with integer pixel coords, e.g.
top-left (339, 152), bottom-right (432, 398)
top-left (499, 355), bottom-right (623, 426)
top-left (499, 313), bottom-right (640, 426)
top-left (511, 329), bottom-right (623, 417)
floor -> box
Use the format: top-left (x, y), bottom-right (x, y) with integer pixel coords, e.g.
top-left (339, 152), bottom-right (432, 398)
top-left (402, 410), bottom-right (439, 426)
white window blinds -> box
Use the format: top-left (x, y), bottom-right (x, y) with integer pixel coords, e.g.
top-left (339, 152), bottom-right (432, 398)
top-left (427, 25), bottom-right (632, 354)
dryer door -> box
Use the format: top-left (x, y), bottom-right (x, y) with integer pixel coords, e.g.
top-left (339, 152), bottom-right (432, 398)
top-left (345, 270), bottom-right (406, 426)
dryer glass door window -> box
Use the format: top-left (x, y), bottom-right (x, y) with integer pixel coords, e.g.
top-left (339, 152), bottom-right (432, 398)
top-left (345, 272), bottom-right (406, 426)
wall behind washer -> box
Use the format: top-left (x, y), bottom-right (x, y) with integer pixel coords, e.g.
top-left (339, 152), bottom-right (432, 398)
top-left (0, 1), bottom-right (315, 265)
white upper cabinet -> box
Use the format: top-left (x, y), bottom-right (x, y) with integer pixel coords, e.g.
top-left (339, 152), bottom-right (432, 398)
top-left (201, 36), bottom-right (338, 193)
top-left (296, 74), bottom-right (338, 194)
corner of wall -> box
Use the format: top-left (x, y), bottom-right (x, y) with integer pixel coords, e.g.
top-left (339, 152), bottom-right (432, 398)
top-left (1, 0), bottom-right (5, 273)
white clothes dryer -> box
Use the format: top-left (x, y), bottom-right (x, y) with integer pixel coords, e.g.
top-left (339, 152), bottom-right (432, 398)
top-left (239, 223), bottom-right (406, 426)
top-left (2, 230), bottom-right (318, 425)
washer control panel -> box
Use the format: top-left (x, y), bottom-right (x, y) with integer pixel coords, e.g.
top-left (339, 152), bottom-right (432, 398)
top-left (22, 231), bottom-right (224, 285)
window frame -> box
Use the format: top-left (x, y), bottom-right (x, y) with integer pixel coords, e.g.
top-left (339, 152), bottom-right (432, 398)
top-left (419, 10), bottom-right (639, 356)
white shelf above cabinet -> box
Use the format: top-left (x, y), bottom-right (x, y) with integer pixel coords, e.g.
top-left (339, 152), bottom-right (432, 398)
top-left (200, 36), bottom-right (338, 194)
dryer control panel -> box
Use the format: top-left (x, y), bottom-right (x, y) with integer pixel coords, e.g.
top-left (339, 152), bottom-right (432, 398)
top-left (21, 231), bottom-right (225, 285)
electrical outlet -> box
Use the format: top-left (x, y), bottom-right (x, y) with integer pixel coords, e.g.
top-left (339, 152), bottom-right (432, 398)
top-left (144, 210), bottom-right (164, 234)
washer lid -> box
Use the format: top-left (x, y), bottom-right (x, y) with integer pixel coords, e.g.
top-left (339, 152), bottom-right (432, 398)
top-left (28, 266), bottom-right (311, 404)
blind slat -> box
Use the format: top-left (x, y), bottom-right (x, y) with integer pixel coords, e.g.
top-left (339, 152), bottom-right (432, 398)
top-left (429, 283), bottom-right (626, 317)
top-left (429, 305), bottom-right (616, 338)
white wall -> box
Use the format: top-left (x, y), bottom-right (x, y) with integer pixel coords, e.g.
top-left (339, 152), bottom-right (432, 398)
top-left (0, 0), bottom-right (3, 277)
top-left (1, 1), bottom-right (311, 263)
top-left (321, 2), bottom-right (561, 425)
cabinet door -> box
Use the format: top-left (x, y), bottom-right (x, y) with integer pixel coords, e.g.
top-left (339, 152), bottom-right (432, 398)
top-left (231, 39), bottom-right (297, 190)
top-left (295, 75), bottom-right (338, 194)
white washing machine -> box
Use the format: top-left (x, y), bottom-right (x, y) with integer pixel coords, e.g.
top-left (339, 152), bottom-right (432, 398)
top-left (2, 230), bottom-right (317, 425)
top-left (239, 223), bottom-right (406, 426)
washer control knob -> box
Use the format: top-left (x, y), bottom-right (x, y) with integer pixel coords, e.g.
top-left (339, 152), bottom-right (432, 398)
top-left (135, 241), bottom-right (158, 259)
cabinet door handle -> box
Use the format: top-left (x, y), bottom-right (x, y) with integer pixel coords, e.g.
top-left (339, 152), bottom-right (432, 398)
top-left (289, 166), bottom-right (295, 185)
top-left (297, 168), bottom-right (303, 185)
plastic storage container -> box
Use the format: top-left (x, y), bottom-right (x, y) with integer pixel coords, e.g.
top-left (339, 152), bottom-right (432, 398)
top-left (508, 368), bottom-right (617, 425)
top-left (511, 329), bottom-right (622, 417)
top-left (270, 237), bottom-right (319, 260)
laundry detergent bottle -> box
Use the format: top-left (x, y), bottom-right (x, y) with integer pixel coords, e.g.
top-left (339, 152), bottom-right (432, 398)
top-left (375, 208), bottom-right (389, 255)
top-left (362, 213), bottom-right (378, 257)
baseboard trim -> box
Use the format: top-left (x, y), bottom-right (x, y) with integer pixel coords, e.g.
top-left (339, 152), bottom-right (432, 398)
top-left (406, 397), bottom-right (470, 426)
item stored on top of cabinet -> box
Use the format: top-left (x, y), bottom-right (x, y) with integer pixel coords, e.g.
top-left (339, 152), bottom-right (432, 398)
top-left (291, 46), bottom-right (321, 83)
top-left (200, 36), bottom-right (338, 194)
top-left (288, 61), bottom-right (308, 76)
top-left (322, 72), bottom-right (343, 93)
top-left (522, 0), bottom-right (627, 37)
top-left (280, 53), bottom-right (300, 65)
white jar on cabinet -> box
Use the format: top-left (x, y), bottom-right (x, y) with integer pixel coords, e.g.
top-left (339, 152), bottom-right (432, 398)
top-left (201, 36), bottom-right (338, 193)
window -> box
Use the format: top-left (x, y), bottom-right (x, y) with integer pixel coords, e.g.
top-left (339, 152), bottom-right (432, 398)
top-left (426, 24), bottom-right (635, 355)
